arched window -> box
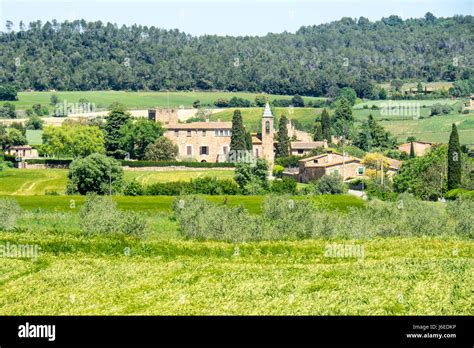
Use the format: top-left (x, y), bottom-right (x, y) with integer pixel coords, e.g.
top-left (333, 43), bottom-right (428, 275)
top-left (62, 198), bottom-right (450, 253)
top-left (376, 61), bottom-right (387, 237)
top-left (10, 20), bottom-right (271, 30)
top-left (265, 121), bottom-right (270, 135)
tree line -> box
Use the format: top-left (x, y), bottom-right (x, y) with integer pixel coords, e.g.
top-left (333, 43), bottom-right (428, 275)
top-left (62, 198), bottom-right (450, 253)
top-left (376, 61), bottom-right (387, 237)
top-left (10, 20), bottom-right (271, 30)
top-left (0, 14), bottom-right (472, 96)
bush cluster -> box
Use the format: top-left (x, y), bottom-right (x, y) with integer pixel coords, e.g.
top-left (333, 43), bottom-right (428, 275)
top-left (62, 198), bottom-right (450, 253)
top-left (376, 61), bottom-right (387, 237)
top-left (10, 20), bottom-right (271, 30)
top-left (0, 198), bottom-right (21, 231)
top-left (173, 194), bottom-right (473, 242)
top-left (143, 177), bottom-right (241, 196)
top-left (79, 195), bottom-right (147, 236)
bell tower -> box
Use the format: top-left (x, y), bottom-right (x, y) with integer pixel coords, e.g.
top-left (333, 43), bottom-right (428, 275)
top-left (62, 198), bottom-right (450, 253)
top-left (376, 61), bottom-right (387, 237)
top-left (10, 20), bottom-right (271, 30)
top-left (261, 102), bottom-right (274, 165)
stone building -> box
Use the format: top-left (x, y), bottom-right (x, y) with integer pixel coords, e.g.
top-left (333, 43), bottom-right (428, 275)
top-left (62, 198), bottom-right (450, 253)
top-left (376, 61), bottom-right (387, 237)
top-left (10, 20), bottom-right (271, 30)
top-left (150, 103), bottom-right (276, 164)
top-left (297, 152), bottom-right (365, 183)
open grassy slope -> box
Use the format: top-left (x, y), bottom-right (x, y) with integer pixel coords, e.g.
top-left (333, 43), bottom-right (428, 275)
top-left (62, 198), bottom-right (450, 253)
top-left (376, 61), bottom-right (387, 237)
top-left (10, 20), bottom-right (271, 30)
top-left (11, 91), bottom-right (324, 111)
top-left (0, 168), bottom-right (234, 195)
top-left (210, 107), bottom-right (322, 132)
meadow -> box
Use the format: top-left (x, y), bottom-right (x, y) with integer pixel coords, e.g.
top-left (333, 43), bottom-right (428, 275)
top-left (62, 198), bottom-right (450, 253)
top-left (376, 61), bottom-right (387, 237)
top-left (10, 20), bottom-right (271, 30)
top-left (0, 168), bottom-right (472, 315)
top-left (0, 168), bottom-right (234, 195)
top-left (10, 91), bottom-right (324, 111)
top-left (0, 216), bottom-right (471, 315)
top-left (209, 100), bottom-right (474, 144)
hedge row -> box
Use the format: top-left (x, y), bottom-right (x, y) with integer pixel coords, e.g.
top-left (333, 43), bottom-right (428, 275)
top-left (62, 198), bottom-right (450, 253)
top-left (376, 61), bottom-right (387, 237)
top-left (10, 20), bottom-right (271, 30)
top-left (21, 158), bottom-right (235, 168)
top-left (24, 158), bottom-right (73, 165)
top-left (121, 160), bottom-right (235, 168)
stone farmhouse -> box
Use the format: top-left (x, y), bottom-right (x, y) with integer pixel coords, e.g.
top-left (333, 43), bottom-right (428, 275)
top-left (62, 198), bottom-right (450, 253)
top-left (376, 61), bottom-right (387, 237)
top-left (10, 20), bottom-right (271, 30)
top-left (290, 151), bottom-right (401, 183)
top-left (148, 103), bottom-right (325, 165)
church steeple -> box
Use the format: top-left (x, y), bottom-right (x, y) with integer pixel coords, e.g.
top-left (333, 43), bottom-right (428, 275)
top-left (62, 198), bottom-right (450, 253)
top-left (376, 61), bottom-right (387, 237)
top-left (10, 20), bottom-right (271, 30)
top-left (262, 102), bottom-right (273, 118)
top-left (261, 102), bottom-right (274, 165)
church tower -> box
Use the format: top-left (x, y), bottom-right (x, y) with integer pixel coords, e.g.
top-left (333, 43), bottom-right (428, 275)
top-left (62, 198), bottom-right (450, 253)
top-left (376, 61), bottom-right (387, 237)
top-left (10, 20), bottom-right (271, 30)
top-left (261, 102), bottom-right (274, 165)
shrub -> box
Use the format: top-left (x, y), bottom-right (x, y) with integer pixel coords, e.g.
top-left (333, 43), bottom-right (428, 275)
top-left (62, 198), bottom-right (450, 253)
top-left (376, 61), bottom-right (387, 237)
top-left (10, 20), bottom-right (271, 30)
top-left (270, 177), bottom-right (297, 194)
top-left (173, 196), bottom-right (258, 242)
top-left (146, 181), bottom-right (189, 195)
top-left (146, 177), bottom-right (241, 195)
top-left (123, 180), bottom-right (144, 196)
top-left (0, 198), bottom-right (21, 231)
top-left (79, 195), bottom-right (147, 236)
top-left (446, 198), bottom-right (474, 238)
top-left (67, 154), bottom-right (124, 195)
top-left (144, 137), bottom-right (179, 161)
top-left (314, 173), bottom-right (346, 194)
top-left (274, 155), bottom-right (301, 168)
top-left (272, 165), bottom-right (284, 178)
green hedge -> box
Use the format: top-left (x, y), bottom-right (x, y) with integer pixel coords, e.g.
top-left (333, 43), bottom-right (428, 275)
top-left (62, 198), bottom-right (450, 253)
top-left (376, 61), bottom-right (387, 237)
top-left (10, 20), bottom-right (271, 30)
top-left (121, 160), bottom-right (235, 168)
top-left (445, 188), bottom-right (474, 200)
top-left (25, 158), bottom-right (73, 165)
top-left (22, 158), bottom-right (235, 168)
top-left (145, 177), bottom-right (241, 195)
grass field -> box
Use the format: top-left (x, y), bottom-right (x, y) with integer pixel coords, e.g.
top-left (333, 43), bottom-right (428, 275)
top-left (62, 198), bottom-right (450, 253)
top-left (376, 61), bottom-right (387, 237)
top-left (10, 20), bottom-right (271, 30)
top-left (210, 107), bottom-right (322, 132)
top-left (0, 226), bottom-right (471, 314)
top-left (0, 194), bottom-right (365, 214)
top-left (381, 114), bottom-right (474, 144)
top-left (0, 168), bottom-right (235, 195)
top-left (11, 91), bottom-right (324, 111)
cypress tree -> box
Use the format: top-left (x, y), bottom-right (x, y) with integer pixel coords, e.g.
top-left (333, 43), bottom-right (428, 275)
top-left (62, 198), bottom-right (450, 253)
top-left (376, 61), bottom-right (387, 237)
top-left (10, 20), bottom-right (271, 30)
top-left (245, 131), bottom-right (253, 151)
top-left (321, 108), bottom-right (331, 143)
top-left (313, 122), bottom-right (323, 141)
top-left (276, 115), bottom-right (290, 158)
top-left (409, 141), bottom-right (415, 159)
top-left (447, 123), bottom-right (461, 190)
top-left (230, 109), bottom-right (246, 153)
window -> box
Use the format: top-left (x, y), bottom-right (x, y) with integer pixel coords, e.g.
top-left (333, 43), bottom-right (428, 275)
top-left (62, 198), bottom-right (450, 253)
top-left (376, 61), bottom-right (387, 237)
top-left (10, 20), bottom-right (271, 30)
top-left (265, 121), bottom-right (270, 135)
top-left (186, 145), bottom-right (192, 156)
top-left (174, 130), bottom-right (179, 137)
top-left (187, 130), bottom-right (191, 137)
top-left (298, 149), bottom-right (304, 154)
top-left (223, 146), bottom-right (228, 155)
top-left (357, 167), bottom-right (364, 175)
top-left (200, 146), bottom-right (209, 155)
top-left (202, 130), bottom-right (206, 137)
top-left (214, 130), bottom-right (218, 136)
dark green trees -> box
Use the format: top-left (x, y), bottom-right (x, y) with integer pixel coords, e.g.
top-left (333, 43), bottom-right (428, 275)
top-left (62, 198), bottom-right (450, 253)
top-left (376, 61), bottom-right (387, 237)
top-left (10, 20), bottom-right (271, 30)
top-left (313, 122), bottom-right (323, 141)
top-left (332, 98), bottom-right (354, 141)
top-left (230, 110), bottom-right (247, 153)
top-left (409, 142), bottom-right (415, 159)
top-left (104, 104), bottom-right (132, 158)
top-left (276, 115), bottom-right (290, 158)
top-left (355, 115), bottom-right (396, 151)
top-left (321, 108), bottom-right (331, 143)
top-left (447, 123), bottom-right (461, 190)
top-left (67, 153), bottom-right (124, 195)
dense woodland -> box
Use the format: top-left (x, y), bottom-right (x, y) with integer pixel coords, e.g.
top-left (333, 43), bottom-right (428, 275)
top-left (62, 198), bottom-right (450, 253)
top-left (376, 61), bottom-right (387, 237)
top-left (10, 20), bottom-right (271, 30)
top-left (0, 13), bottom-right (473, 96)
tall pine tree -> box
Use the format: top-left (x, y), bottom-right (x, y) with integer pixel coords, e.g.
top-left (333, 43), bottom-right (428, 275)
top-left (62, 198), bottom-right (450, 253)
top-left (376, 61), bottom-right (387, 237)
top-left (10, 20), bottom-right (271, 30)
top-left (321, 108), bottom-right (331, 143)
top-left (230, 109), bottom-right (247, 153)
top-left (447, 123), bottom-right (461, 189)
top-left (313, 122), bottom-right (323, 141)
top-left (276, 115), bottom-right (290, 158)
top-left (409, 141), bottom-right (415, 159)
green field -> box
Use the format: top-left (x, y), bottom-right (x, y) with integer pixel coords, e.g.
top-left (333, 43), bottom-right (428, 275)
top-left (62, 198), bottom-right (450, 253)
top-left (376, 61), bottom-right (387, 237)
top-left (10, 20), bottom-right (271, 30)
top-left (0, 194), bottom-right (365, 214)
top-left (0, 225), bottom-right (471, 314)
top-left (11, 91), bottom-right (324, 111)
top-left (211, 107), bottom-right (322, 132)
top-left (0, 168), bottom-right (234, 195)
top-left (381, 114), bottom-right (474, 144)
